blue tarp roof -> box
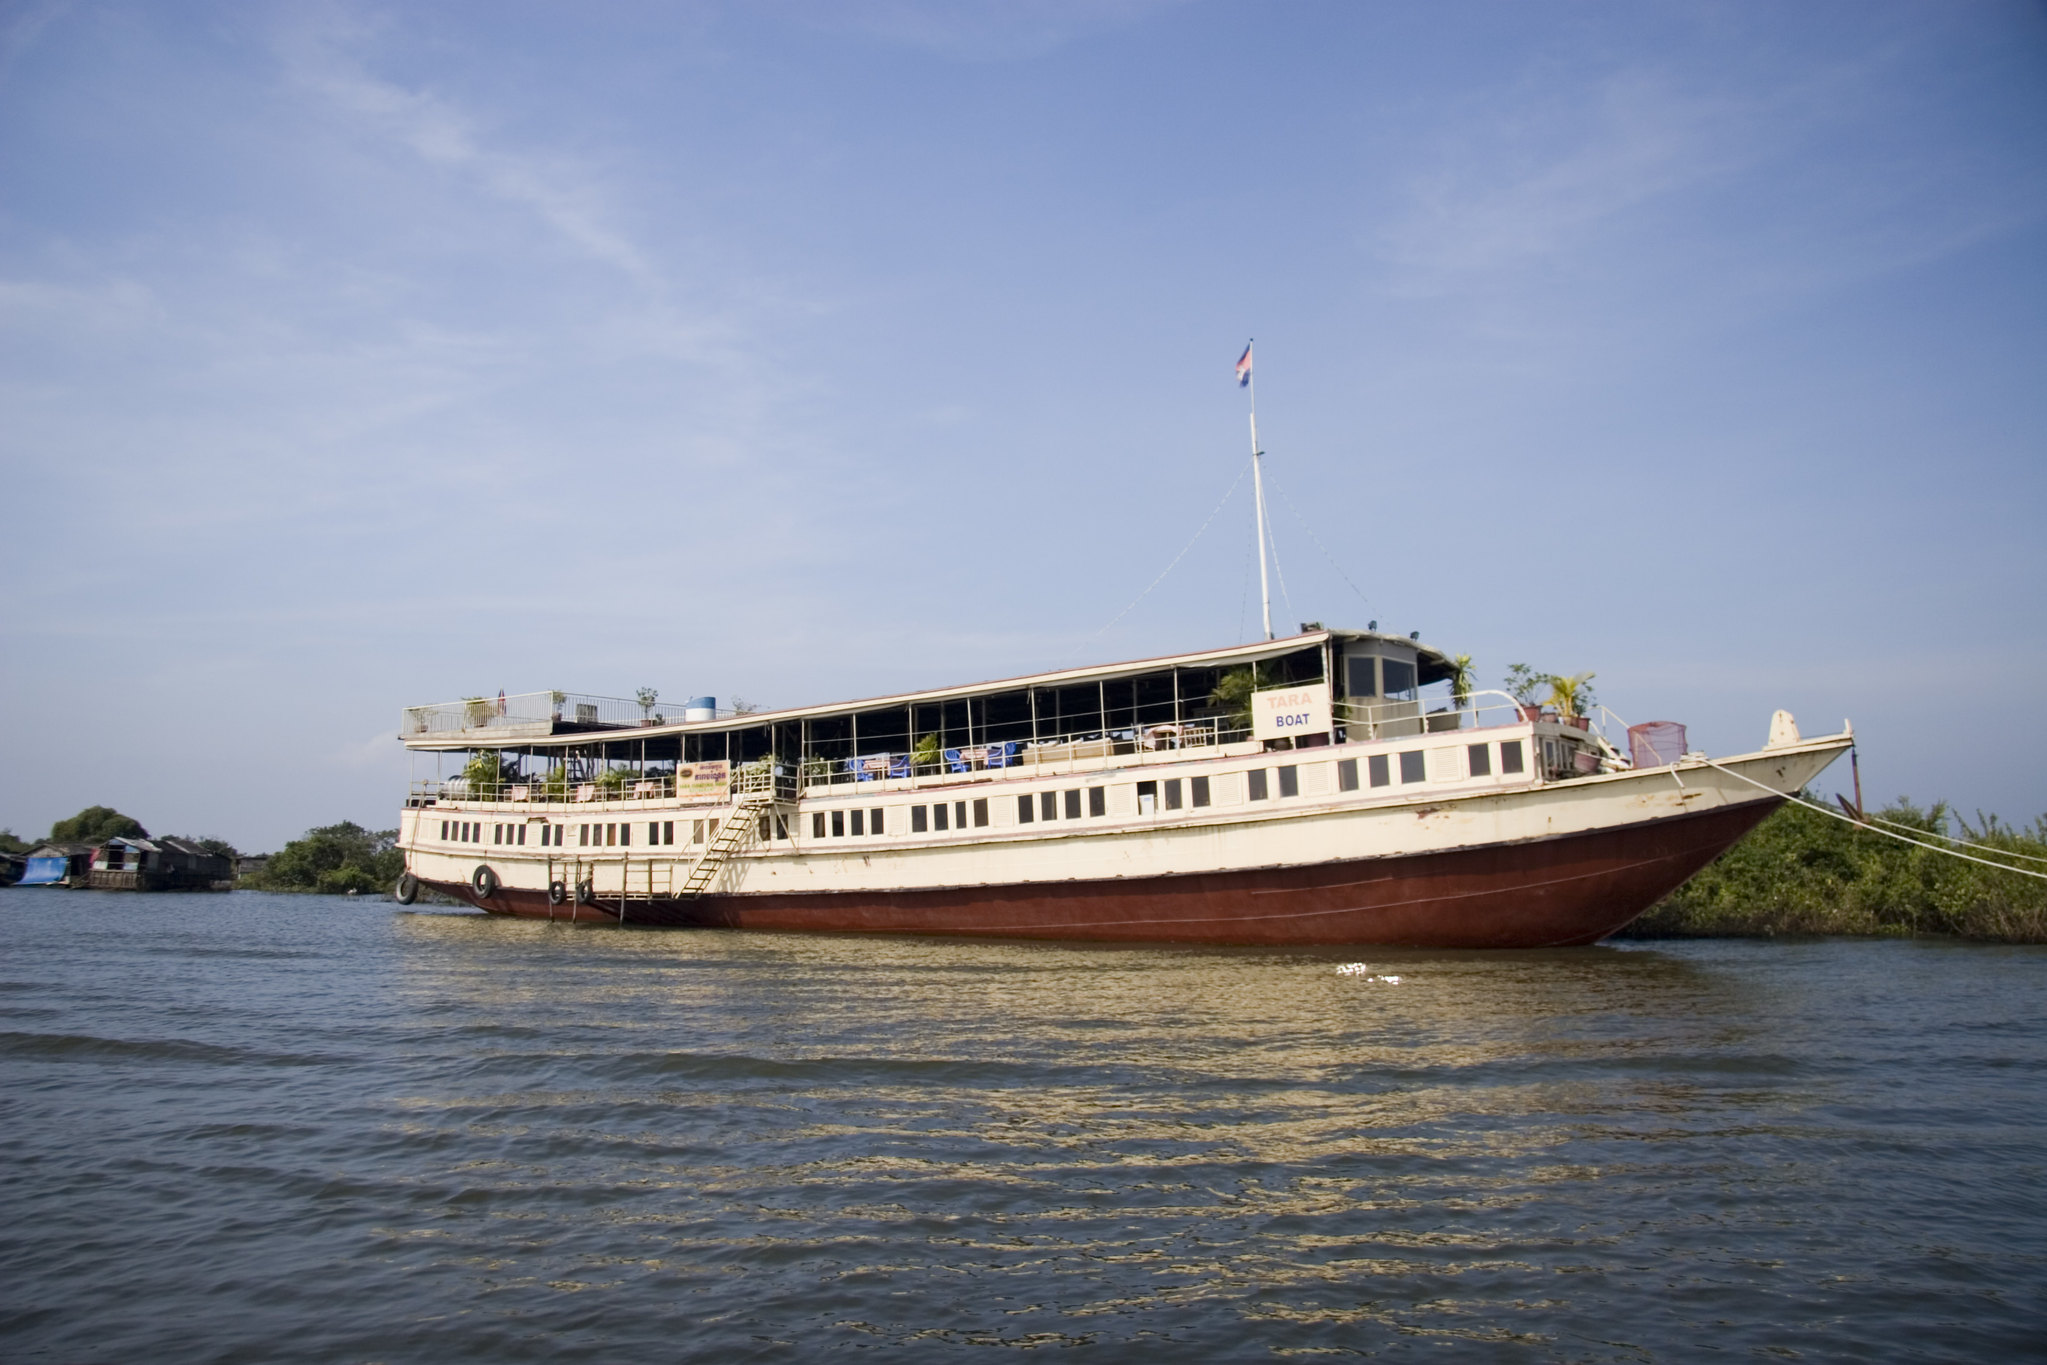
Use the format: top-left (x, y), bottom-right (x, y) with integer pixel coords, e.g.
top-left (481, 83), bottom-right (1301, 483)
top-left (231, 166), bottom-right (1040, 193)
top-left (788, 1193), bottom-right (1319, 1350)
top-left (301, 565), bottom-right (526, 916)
top-left (18, 856), bottom-right (71, 886)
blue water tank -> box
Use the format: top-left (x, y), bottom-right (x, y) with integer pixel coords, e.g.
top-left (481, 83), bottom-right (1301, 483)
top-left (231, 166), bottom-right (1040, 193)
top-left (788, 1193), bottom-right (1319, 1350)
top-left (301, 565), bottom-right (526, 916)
top-left (685, 696), bottom-right (716, 722)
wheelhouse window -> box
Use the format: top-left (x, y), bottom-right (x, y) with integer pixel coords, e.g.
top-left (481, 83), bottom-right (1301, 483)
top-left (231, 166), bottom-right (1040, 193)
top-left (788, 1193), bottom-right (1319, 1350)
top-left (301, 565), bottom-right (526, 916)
top-left (1347, 656), bottom-right (1378, 698)
top-left (1382, 659), bottom-right (1417, 701)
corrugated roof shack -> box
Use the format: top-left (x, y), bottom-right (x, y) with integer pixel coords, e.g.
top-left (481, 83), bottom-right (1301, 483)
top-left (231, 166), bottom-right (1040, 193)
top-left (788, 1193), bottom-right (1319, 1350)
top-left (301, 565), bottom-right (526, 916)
top-left (19, 844), bottom-right (95, 887)
top-left (88, 837), bottom-right (234, 892)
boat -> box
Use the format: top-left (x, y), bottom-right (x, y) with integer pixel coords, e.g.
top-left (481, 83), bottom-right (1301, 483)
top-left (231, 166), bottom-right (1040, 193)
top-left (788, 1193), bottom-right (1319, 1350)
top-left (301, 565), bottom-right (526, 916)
top-left (389, 629), bottom-right (1851, 946)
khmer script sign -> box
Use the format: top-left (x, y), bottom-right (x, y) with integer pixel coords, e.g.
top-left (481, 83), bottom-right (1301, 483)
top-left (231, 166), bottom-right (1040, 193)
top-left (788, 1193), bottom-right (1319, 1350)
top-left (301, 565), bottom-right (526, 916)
top-left (1252, 682), bottom-right (1332, 742)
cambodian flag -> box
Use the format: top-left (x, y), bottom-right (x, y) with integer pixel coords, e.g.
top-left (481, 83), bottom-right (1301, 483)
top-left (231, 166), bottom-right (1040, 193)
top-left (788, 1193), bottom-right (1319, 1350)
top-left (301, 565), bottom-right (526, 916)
top-left (1235, 342), bottom-right (1253, 387)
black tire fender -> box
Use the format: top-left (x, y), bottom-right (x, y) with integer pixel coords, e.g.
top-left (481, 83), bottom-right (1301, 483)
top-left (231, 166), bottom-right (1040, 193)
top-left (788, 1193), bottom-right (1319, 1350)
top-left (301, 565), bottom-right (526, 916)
top-left (394, 872), bottom-right (419, 905)
top-left (547, 880), bottom-right (567, 906)
top-left (471, 865), bottom-right (499, 899)
top-left (574, 880), bottom-right (594, 905)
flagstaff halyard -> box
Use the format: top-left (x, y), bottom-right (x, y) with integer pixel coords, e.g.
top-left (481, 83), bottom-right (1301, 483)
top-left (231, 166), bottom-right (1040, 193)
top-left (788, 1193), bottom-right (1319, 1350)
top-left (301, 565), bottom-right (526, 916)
top-left (392, 628), bottom-right (1850, 945)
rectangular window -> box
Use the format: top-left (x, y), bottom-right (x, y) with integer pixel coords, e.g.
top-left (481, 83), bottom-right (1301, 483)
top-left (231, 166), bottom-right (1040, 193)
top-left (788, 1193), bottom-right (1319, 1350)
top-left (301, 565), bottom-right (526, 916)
top-left (1501, 740), bottom-right (1525, 774)
top-left (1278, 765), bottom-right (1299, 798)
top-left (872, 808), bottom-right (885, 835)
top-left (759, 814), bottom-right (772, 840)
top-left (831, 810), bottom-right (845, 837)
top-left (1063, 789), bottom-right (1082, 820)
top-left (1468, 744), bottom-right (1492, 777)
top-left (517, 825), bottom-right (526, 846)
top-left (1247, 769), bottom-right (1269, 801)
top-left (1368, 755), bottom-right (1390, 787)
top-left (1018, 794), bottom-right (1035, 824)
top-left (1399, 751), bottom-right (1426, 784)
top-left (695, 819), bottom-right (708, 844)
top-left (491, 824), bottom-right (500, 844)
top-left (1347, 655), bottom-right (1377, 698)
top-left (973, 798), bottom-right (988, 828)
top-left (1382, 658), bottom-right (1417, 700)
top-left (1191, 775), bottom-right (1211, 807)
top-left (812, 813), bottom-right (825, 839)
top-left (850, 809), bottom-right (865, 837)
top-left (1337, 758), bottom-right (1359, 792)
top-left (440, 820), bottom-right (449, 839)
top-left (663, 820), bottom-right (675, 844)
top-left (1042, 791), bottom-right (1058, 821)
top-left (1137, 781), bottom-right (1157, 815)
top-left (579, 824), bottom-right (589, 846)
top-left (912, 805), bottom-right (929, 833)
top-left (1164, 778), bottom-right (1183, 810)
top-left (953, 801), bottom-right (967, 830)
top-left (1087, 788), bottom-right (1106, 817)
top-left (648, 822), bottom-right (659, 844)
top-left (619, 823), bottom-right (630, 846)
top-left (933, 802), bottom-right (949, 831)
top-left (774, 815), bottom-right (788, 840)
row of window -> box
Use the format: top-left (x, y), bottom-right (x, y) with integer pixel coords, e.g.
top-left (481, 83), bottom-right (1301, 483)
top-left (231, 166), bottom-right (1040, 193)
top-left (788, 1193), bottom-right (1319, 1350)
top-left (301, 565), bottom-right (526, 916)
top-left (442, 818), bottom-right (722, 848)
top-left (439, 742), bottom-right (1536, 850)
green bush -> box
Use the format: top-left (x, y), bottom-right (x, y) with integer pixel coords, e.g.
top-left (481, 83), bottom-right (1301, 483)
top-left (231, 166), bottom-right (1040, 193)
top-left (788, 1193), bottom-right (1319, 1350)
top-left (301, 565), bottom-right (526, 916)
top-left (1625, 795), bottom-right (2047, 942)
top-left (50, 806), bottom-right (147, 843)
top-left (244, 822), bottom-right (403, 895)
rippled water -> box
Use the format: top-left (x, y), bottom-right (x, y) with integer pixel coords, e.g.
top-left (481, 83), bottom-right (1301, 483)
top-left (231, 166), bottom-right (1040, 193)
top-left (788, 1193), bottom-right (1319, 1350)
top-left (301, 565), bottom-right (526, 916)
top-left (3, 892), bottom-right (2044, 1362)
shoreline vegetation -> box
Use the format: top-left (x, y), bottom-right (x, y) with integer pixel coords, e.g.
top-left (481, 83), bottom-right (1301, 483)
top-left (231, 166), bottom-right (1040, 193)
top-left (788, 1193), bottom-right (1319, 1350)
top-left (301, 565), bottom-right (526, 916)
top-left (1623, 794), bottom-right (2047, 944)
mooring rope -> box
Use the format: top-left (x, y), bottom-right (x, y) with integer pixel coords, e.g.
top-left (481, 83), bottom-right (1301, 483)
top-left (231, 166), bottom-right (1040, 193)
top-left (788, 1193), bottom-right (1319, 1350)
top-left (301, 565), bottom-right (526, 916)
top-left (1090, 462), bottom-right (1250, 643)
top-left (1702, 758), bottom-right (2047, 882)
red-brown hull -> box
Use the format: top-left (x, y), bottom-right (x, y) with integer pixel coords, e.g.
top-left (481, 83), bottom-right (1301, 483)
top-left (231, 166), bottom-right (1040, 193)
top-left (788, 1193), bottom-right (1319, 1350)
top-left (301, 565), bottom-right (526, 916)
top-left (422, 799), bottom-right (1779, 948)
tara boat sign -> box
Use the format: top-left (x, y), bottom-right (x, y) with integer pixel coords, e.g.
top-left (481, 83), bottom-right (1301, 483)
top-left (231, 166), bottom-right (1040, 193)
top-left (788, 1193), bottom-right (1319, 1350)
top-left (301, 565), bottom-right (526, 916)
top-left (1252, 682), bottom-right (1332, 742)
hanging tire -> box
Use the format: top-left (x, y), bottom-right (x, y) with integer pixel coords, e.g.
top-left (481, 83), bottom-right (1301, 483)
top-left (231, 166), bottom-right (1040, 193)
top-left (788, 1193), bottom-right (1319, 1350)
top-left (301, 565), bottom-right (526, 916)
top-left (394, 872), bottom-right (419, 905)
top-left (471, 865), bottom-right (499, 899)
top-left (547, 880), bottom-right (567, 906)
top-left (574, 880), bottom-right (594, 905)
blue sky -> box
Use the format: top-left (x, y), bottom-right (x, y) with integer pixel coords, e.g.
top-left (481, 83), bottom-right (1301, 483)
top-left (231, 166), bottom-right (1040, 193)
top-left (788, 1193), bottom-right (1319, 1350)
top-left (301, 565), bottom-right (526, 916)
top-left (3, 0), bottom-right (2043, 851)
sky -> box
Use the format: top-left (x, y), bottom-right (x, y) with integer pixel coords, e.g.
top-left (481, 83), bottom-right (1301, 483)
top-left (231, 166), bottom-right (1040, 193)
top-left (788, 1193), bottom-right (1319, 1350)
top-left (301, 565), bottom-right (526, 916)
top-left (2, 0), bottom-right (2043, 852)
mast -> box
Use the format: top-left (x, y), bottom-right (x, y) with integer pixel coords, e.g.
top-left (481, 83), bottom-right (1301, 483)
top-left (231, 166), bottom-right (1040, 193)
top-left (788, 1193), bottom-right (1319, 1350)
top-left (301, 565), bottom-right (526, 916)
top-left (1244, 341), bottom-right (1273, 640)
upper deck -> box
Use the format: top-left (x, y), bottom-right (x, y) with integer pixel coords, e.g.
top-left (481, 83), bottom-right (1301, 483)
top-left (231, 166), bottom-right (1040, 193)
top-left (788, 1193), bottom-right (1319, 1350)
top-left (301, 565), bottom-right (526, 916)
top-left (401, 628), bottom-right (1459, 761)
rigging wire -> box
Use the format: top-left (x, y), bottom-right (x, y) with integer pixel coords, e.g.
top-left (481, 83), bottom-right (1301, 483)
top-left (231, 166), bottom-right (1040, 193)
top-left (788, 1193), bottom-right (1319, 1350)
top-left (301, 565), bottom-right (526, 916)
top-left (1703, 759), bottom-right (2047, 882)
top-left (1854, 807), bottom-right (2047, 865)
top-left (1091, 462), bottom-right (1250, 642)
top-left (1264, 468), bottom-right (1373, 613)
top-left (1262, 482), bottom-right (1295, 626)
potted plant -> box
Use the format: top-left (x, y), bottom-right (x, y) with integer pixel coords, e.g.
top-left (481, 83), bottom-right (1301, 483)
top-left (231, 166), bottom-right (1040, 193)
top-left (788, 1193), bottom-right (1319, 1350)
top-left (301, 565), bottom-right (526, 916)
top-left (1547, 672), bottom-right (1597, 729)
top-left (1502, 664), bottom-right (1547, 722)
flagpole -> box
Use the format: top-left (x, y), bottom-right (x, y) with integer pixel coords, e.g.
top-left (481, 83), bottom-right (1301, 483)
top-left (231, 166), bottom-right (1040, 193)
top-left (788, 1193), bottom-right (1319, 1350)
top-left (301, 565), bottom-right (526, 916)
top-left (1246, 342), bottom-right (1273, 641)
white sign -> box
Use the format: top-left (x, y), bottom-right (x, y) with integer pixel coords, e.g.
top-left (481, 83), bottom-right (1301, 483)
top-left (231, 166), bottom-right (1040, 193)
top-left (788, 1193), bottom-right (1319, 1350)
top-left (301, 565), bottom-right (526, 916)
top-left (1252, 681), bottom-right (1333, 742)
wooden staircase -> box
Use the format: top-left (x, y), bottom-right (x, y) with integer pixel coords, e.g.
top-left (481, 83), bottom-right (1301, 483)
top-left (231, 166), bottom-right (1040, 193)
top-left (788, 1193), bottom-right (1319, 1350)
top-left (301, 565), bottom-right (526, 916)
top-left (678, 790), bottom-right (775, 899)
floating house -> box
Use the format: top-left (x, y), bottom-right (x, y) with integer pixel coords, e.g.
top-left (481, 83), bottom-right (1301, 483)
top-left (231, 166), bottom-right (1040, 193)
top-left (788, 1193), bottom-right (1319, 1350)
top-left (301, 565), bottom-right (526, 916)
top-left (18, 843), bottom-right (96, 887)
top-left (86, 837), bottom-right (235, 892)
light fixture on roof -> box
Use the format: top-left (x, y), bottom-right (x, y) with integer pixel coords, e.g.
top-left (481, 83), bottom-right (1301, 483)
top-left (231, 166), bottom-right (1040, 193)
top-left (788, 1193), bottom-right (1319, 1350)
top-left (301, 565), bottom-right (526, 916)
top-left (1410, 630), bottom-right (1420, 640)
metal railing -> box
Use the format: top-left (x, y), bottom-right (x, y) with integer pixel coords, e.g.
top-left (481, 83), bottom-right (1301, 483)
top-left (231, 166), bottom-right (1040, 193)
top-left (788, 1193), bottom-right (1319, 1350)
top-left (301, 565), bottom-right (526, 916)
top-left (401, 691), bottom-right (740, 737)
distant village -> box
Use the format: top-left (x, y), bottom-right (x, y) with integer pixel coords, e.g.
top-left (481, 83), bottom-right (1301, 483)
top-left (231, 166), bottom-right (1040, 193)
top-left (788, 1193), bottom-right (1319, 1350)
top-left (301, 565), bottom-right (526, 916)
top-left (1, 805), bottom-right (395, 895)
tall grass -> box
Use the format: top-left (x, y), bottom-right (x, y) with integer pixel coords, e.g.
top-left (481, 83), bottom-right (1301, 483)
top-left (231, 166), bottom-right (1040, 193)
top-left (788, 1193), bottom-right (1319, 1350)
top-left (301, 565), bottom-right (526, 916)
top-left (1623, 796), bottom-right (2047, 942)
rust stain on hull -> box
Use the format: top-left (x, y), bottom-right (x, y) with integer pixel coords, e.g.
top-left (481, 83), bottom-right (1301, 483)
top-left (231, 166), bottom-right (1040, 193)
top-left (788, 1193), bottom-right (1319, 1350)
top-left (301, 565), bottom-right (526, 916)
top-left (428, 800), bottom-right (1779, 948)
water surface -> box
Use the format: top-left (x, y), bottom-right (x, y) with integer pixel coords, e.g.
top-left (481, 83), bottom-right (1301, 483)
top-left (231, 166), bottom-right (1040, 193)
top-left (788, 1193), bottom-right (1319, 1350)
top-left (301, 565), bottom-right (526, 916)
top-left (3, 891), bottom-right (2043, 1361)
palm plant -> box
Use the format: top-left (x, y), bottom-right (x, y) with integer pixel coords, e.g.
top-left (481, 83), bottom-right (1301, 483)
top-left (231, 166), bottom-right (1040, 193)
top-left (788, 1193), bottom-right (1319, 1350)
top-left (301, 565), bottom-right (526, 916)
top-left (1446, 654), bottom-right (1476, 709)
top-left (1546, 672), bottom-right (1597, 720)
top-left (1209, 662), bottom-right (1280, 732)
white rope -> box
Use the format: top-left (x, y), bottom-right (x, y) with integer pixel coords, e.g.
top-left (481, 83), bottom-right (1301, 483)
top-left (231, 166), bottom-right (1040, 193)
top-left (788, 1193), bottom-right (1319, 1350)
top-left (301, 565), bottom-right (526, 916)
top-left (1858, 809), bottom-right (2047, 865)
top-left (1702, 759), bottom-right (2047, 882)
top-left (1092, 463), bottom-right (1249, 640)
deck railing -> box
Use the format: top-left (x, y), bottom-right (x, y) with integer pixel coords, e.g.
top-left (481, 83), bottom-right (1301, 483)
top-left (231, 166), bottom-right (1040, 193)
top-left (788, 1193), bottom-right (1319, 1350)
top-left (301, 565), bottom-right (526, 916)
top-left (401, 691), bottom-right (738, 737)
